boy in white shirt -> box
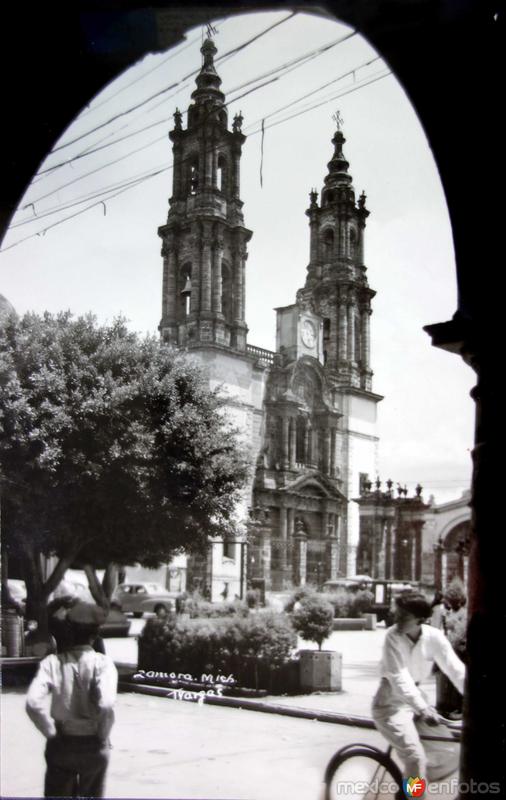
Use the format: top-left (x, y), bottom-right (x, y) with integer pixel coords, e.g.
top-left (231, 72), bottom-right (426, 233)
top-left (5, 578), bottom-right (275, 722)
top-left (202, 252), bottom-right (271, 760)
top-left (26, 602), bottom-right (118, 798)
top-left (372, 592), bottom-right (465, 782)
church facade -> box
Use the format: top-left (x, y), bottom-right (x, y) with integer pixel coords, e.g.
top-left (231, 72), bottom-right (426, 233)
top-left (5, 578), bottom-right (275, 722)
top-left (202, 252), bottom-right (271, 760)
top-left (158, 39), bottom-right (382, 598)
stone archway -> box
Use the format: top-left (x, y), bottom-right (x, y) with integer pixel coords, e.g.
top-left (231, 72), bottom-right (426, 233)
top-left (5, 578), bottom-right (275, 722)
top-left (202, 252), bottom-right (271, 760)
top-left (443, 520), bottom-right (471, 586)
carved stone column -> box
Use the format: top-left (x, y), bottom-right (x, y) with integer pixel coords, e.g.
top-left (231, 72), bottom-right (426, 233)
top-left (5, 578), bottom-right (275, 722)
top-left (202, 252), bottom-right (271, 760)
top-left (361, 308), bottom-right (371, 370)
top-left (293, 532), bottom-right (307, 587)
top-left (204, 136), bottom-right (213, 189)
top-left (347, 301), bottom-right (356, 362)
top-left (282, 417), bottom-right (290, 470)
top-left (385, 517), bottom-right (394, 580)
top-left (289, 418), bottom-right (297, 469)
top-left (278, 506), bottom-right (288, 588)
top-left (338, 296), bottom-right (348, 361)
top-left (212, 238), bottom-right (224, 314)
top-left (310, 426), bottom-right (319, 469)
top-left (303, 420), bottom-right (310, 467)
top-left (323, 429), bottom-right (332, 475)
top-left (201, 230), bottom-right (212, 314)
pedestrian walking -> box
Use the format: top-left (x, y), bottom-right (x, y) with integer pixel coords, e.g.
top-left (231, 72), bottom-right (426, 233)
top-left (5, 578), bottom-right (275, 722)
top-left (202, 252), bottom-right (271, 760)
top-left (25, 602), bottom-right (118, 798)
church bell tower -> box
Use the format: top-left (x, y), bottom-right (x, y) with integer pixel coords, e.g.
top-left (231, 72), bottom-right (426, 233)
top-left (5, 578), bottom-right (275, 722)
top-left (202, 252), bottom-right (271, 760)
top-left (158, 38), bottom-right (252, 352)
top-left (298, 123), bottom-right (375, 392)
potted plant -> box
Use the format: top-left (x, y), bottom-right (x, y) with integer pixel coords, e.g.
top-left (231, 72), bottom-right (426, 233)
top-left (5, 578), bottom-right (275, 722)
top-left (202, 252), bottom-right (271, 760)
top-left (292, 596), bottom-right (342, 691)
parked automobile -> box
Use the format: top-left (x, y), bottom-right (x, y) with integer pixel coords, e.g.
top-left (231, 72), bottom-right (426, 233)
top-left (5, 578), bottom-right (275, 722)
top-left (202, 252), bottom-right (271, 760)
top-left (112, 582), bottom-right (177, 617)
top-left (6, 579), bottom-right (27, 613)
top-left (100, 605), bottom-right (131, 637)
top-left (323, 577), bottom-right (417, 624)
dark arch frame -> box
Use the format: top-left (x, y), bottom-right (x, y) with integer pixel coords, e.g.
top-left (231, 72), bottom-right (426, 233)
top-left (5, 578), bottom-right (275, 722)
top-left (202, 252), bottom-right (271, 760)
top-left (1, 2), bottom-right (503, 793)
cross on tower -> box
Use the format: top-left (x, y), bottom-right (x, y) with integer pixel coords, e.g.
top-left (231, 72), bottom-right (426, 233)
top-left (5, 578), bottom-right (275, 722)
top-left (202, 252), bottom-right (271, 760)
top-left (332, 110), bottom-right (344, 130)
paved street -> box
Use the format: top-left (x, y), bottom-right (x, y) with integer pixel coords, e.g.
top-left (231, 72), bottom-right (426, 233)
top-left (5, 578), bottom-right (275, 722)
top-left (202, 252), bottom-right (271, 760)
top-left (2, 686), bottom-right (383, 799)
top-left (1, 623), bottom-right (442, 798)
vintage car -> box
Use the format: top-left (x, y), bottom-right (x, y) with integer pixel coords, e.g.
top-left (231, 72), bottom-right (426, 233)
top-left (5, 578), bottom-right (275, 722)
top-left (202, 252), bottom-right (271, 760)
top-left (111, 582), bottom-right (178, 618)
top-left (323, 577), bottom-right (417, 624)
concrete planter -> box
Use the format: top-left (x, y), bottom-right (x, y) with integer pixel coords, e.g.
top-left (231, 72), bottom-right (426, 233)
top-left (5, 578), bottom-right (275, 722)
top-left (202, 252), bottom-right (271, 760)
top-left (362, 613), bottom-right (377, 631)
top-left (332, 618), bottom-right (367, 631)
top-left (299, 649), bottom-right (342, 691)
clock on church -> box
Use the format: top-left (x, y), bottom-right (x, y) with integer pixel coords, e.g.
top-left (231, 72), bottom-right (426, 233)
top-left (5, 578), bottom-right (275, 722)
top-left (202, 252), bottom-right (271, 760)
top-left (301, 319), bottom-right (317, 349)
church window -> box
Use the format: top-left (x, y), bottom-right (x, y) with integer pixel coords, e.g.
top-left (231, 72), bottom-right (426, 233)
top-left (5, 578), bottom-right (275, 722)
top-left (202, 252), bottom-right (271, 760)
top-left (323, 229), bottom-right (334, 261)
top-left (217, 154), bottom-right (228, 193)
top-left (223, 539), bottom-right (236, 560)
top-left (180, 264), bottom-right (192, 318)
top-left (189, 155), bottom-right (199, 195)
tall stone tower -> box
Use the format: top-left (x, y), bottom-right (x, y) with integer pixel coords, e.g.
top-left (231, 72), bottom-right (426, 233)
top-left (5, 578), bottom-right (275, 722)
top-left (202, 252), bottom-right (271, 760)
top-left (298, 123), bottom-right (382, 573)
top-left (158, 38), bottom-right (270, 601)
top-left (298, 124), bottom-right (375, 389)
top-left (159, 38), bottom-right (252, 353)
top-left (157, 40), bottom-right (381, 593)
top-left (251, 122), bottom-right (382, 583)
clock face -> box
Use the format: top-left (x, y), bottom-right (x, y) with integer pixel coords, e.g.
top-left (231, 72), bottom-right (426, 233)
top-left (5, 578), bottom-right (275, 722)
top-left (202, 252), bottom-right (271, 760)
top-left (301, 319), bottom-right (316, 348)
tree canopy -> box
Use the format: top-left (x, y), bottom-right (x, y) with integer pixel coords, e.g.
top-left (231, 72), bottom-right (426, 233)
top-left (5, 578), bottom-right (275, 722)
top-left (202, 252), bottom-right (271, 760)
top-left (0, 311), bottom-right (249, 616)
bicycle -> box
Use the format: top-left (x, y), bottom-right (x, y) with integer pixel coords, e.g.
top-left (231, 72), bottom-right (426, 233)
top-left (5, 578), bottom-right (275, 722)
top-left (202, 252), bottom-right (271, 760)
top-left (323, 717), bottom-right (461, 800)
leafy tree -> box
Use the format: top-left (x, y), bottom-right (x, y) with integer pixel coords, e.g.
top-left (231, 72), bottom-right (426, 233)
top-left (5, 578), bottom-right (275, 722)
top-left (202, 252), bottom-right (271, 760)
top-left (0, 312), bottom-right (249, 629)
top-left (292, 595), bottom-right (334, 649)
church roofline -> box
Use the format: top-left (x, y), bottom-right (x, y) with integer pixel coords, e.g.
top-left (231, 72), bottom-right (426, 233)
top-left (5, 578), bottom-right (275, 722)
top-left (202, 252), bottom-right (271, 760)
top-left (336, 386), bottom-right (384, 403)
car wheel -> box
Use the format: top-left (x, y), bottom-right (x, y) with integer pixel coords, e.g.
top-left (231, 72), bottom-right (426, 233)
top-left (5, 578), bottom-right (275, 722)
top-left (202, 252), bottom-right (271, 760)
top-left (133, 612), bottom-right (143, 618)
top-left (154, 604), bottom-right (168, 615)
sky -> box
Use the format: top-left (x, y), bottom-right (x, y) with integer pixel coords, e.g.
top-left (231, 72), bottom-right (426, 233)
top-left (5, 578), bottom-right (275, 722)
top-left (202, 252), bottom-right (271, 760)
top-left (0, 9), bottom-right (475, 505)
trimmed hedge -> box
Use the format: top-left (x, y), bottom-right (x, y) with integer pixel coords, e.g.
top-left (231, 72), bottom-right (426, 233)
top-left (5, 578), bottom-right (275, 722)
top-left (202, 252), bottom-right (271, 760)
top-left (138, 611), bottom-right (298, 692)
top-left (286, 588), bottom-right (375, 619)
top-left (177, 593), bottom-right (249, 618)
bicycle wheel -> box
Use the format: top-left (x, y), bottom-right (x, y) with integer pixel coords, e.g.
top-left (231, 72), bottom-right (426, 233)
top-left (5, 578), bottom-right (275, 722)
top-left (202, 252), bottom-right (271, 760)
top-left (324, 745), bottom-right (403, 800)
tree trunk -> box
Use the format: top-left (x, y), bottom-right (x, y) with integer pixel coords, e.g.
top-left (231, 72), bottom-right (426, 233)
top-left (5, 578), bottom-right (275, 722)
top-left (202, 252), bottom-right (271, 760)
top-left (101, 563), bottom-right (118, 600)
top-left (83, 564), bottom-right (110, 610)
top-left (22, 538), bottom-right (49, 635)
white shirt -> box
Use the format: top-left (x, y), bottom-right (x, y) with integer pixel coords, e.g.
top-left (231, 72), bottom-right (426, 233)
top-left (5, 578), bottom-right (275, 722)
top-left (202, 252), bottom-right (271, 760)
top-left (26, 645), bottom-right (118, 740)
top-left (377, 623), bottom-right (465, 713)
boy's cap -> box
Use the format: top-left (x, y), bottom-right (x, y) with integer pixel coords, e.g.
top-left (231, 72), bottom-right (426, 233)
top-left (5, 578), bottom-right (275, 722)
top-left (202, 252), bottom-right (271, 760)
top-left (53, 580), bottom-right (79, 601)
top-left (67, 602), bottom-right (107, 626)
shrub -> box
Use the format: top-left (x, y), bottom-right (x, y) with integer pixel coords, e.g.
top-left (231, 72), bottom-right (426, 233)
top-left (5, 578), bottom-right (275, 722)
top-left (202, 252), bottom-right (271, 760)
top-left (444, 577), bottom-right (466, 611)
top-left (138, 611), bottom-right (297, 690)
top-left (245, 589), bottom-right (261, 609)
top-left (350, 589), bottom-right (374, 617)
top-left (284, 586), bottom-right (317, 613)
top-left (323, 589), bottom-right (352, 619)
top-left (183, 592), bottom-right (249, 619)
top-left (292, 596), bottom-right (334, 649)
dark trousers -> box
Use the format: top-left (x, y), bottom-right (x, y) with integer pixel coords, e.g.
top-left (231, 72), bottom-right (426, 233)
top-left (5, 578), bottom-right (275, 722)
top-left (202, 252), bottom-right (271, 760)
top-left (44, 735), bottom-right (109, 798)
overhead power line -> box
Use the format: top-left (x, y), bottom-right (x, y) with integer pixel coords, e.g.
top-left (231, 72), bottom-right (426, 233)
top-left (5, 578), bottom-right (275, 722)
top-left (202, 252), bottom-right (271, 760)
top-left (81, 32), bottom-right (203, 116)
top-left (33, 28), bottom-right (358, 188)
top-left (3, 67), bottom-right (390, 252)
top-left (0, 169), bottom-right (169, 253)
top-left (45, 13), bottom-right (297, 156)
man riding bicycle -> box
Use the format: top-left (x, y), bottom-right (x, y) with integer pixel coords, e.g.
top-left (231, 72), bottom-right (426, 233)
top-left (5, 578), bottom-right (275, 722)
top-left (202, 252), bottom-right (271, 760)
top-left (372, 591), bottom-right (465, 782)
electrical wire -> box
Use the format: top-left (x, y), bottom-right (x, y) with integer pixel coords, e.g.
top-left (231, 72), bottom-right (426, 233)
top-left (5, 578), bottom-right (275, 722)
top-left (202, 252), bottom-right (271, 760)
top-left (2, 66), bottom-right (390, 252)
top-left (81, 32), bottom-right (203, 116)
top-left (0, 170), bottom-right (169, 253)
top-left (33, 29), bottom-right (358, 186)
top-left (46, 13), bottom-right (297, 156)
